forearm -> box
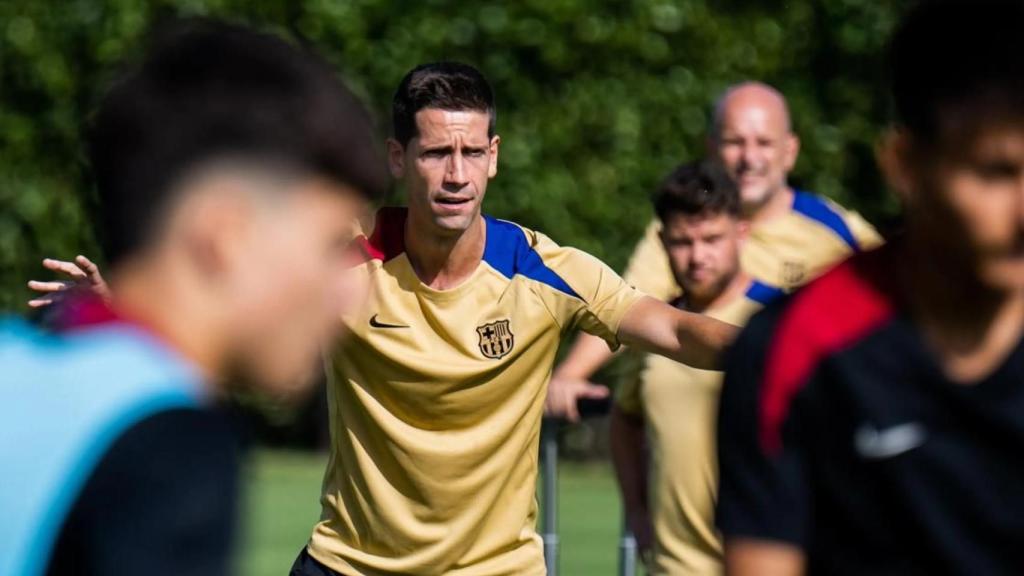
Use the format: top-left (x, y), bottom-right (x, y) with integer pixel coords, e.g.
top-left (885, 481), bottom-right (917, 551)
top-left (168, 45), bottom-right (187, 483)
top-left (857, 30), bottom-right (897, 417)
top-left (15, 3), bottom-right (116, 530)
top-left (618, 296), bottom-right (739, 370)
top-left (609, 405), bottom-right (649, 517)
top-left (553, 331), bottom-right (620, 380)
top-left (670, 310), bottom-right (738, 370)
top-left (724, 539), bottom-right (805, 576)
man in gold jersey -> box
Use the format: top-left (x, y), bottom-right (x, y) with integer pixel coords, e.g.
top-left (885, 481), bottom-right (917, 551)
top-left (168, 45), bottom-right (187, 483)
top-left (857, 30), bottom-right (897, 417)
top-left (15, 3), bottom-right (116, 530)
top-left (285, 62), bottom-right (741, 576)
top-left (612, 161), bottom-right (782, 575)
top-left (546, 81), bottom-right (881, 421)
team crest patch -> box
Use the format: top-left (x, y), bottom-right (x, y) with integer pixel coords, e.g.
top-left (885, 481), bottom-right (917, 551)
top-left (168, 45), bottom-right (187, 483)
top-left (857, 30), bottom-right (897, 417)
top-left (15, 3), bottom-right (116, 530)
top-left (477, 319), bottom-right (514, 359)
top-left (781, 261), bottom-right (807, 287)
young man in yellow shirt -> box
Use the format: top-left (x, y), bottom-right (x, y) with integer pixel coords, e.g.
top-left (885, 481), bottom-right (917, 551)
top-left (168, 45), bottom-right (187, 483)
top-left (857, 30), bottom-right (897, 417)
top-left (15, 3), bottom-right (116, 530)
top-left (612, 161), bottom-right (782, 575)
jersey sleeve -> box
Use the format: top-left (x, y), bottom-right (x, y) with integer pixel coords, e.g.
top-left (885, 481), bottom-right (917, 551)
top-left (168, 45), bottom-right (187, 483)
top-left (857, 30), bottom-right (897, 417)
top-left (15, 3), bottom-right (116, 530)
top-left (716, 304), bottom-right (811, 548)
top-left (845, 210), bottom-right (884, 251)
top-left (622, 219), bottom-right (680, 302)
top-left (528, 229), bottom-right (646, 350)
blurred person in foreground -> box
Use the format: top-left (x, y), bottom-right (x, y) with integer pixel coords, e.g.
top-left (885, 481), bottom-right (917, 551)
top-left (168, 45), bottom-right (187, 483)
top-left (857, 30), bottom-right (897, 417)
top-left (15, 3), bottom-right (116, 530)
top-left (612, 161), bottom-right (783, 574)
top-left (32, 62), bottom-right (739, 575)
top-left (547, 81), bottom-right (881, 421)
top-left (717, 1), bottom-right (1024, 574)
top-left (2, 19), bottom-right (386, 576)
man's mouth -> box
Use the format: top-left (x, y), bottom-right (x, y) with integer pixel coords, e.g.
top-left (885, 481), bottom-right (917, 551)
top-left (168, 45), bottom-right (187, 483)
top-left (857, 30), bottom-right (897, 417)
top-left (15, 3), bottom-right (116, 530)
top-left (435, 196), bottom-right (473, 208)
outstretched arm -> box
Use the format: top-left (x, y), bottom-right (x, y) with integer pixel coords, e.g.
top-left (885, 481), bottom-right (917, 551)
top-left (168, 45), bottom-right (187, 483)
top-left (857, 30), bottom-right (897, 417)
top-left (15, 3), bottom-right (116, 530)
top-left (27, 255), bottom-right (110, 307)
top-left (616, 296), bottom-right (738, 370)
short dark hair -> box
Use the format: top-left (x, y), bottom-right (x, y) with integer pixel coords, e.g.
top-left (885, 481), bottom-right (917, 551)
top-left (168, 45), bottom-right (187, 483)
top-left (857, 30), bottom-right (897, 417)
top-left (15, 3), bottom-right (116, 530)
top-left (890, 0), bottom-right (1024, 139)
top-left (89, 18), bottom-right (388, 266)
top-left (391, 62), bottom-right (496, 146)
top-left (653, 161), bottom-right (740, 223)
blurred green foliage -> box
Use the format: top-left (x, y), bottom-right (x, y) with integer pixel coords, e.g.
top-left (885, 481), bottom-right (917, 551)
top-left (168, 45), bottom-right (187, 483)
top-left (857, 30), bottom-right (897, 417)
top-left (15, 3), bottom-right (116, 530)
top-left (0, 0), bottom-right (905, 311)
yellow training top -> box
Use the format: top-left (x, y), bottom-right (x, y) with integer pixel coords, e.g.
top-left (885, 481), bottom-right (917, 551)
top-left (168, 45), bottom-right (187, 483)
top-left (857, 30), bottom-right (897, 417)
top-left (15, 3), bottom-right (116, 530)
top-left (617, 285), bottom-right (773, 575)
top-left (308, 207), bottom-right (646, 575)
top-left (623, 190), bottom-right (882, 300)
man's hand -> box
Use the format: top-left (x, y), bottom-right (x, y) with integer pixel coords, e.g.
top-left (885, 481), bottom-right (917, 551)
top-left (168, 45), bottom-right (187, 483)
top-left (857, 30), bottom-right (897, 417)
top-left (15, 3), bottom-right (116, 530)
top-left (626, 508), bottom-right (654, 567)
top-left (27, 256), bottom-right (111, 308)
top-left (545, 377), bottom-right (610, 423)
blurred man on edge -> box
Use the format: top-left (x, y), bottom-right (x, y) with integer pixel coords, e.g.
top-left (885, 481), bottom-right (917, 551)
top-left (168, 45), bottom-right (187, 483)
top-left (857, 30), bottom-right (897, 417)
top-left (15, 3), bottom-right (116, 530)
top-left (718, 1), bottom-right (1024, 574)
top-left (1, 20), bottom-right (386, 576)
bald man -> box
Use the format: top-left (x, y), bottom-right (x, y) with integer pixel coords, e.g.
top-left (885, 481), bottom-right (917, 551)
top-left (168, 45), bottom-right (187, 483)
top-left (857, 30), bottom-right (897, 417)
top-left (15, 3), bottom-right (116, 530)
top-left (546, 83), bottom-right (882, 421)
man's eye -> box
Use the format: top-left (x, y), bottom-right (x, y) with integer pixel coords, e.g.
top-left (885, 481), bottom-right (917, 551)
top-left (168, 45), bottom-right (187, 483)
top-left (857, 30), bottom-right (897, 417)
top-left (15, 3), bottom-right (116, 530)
top-left (423, 150), bottom-right (447, 159)
top-left (465, 149), bottom-right (486, 158)
top-left (975, 161), bottom-right (1020, 181)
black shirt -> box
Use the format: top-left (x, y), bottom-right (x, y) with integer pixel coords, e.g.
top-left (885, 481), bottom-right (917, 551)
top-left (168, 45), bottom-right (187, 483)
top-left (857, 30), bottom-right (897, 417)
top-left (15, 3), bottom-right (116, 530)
top-left (46, 407), bottom-right (241, 576)
top-left (716, 247), bottom-right (1024, 575)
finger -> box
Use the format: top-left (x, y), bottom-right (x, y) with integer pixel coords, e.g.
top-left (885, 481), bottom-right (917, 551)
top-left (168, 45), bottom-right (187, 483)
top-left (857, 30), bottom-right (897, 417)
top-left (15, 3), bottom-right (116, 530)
top-left (27, 298), bottom-right (55, 308)
top-left (580, 384), bottom-right (611, 399)
top-left (75, 255), bottom-right (100, 277)
top-left (42, 258), bottom-right (86, 279)
top-left (566, 394), bottom-right (580, 423)
top-left (27, 280), bottom-right (70, 293)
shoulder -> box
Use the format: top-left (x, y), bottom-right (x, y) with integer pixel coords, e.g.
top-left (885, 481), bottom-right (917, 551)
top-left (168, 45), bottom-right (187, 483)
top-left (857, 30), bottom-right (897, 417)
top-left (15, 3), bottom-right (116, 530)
top-left (790, 190), bottom-right (864, 249)
top-left (738, 250), bottom-right (896, 452)
top-left (481, 215), bottom-right (583, 299)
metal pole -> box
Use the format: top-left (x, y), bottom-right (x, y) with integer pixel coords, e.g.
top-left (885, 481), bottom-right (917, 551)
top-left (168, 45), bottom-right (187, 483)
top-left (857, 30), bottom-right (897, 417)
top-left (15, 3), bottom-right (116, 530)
top-left (541, 419), bottom-right (559, 576)
top-left (618, 520), bottom-right (637, 576)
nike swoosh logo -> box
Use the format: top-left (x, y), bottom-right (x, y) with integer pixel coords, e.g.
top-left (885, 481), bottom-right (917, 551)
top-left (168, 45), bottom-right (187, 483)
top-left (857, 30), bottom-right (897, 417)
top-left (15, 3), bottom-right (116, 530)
top-left (369, 314), bottom-right (409, 329)
top-left (854, 422), bottom-right (927, 460)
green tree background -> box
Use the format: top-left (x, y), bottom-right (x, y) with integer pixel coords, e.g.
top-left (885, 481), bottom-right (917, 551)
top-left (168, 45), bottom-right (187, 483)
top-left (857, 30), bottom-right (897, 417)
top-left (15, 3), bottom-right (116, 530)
top-left (0, 0), bottom-right (905, 311)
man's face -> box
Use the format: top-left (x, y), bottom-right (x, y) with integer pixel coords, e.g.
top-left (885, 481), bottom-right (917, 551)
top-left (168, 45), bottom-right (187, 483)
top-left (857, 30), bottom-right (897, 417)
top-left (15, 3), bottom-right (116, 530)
top-left (660, 211), bottom-right (746, 302)
top-left (388, 108), bottom-right (499, 236)
top-left (896, 117), bottom-right (1024, 291)
top-left (227, 179), bottom-right (367, 395)
top-left (712, 94), bottom-right (798, 211)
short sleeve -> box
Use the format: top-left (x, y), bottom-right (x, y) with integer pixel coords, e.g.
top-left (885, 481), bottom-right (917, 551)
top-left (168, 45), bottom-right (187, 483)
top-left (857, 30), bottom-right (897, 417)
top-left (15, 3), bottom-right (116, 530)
top-left (845, 210), bottom-right (884, 251)
top-left (716, 304), bottom-right (811, 548)
top-left (527, 229), bottom-right (646, 349)
top-left (622, 219), bottom-right (681, 303)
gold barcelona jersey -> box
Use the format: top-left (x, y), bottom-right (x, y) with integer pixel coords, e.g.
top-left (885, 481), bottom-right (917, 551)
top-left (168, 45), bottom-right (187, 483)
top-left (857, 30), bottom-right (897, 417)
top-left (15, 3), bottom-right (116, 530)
top-left (616, 285), bottom-right (773, 575)
top-left (623, 190), bottom-right (882, 300)
top-left (307, 207), bottom-right (646, 575)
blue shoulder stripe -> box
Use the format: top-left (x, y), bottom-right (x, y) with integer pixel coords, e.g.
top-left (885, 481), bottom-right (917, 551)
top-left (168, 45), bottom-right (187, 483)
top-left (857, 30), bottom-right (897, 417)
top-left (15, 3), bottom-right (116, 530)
top-left (792, 190), bottom-right (859, 251)
top-left (482, 216), bottom-right (581, 300)
top-left (745, 280), bottom-right (786, 306)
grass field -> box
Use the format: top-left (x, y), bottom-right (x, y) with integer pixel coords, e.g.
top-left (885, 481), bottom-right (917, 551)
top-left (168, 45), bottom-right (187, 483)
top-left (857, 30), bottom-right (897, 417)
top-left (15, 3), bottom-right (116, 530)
top-left (239, 450), bottom-right (625, 575)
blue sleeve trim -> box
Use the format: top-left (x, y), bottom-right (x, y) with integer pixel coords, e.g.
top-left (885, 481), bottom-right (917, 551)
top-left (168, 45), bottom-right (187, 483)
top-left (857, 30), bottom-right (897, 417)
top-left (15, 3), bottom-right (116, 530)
top-left (482, 216), bottom-right (582, 300)
top-left (745, 280), bottom-right (786, 306)
top-left (791, 190), bottom-right (859, 251)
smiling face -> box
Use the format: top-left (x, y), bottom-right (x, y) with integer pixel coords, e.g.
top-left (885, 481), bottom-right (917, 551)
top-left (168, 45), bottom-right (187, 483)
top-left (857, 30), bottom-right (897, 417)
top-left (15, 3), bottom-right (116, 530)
top-left (388, 108), bottom-right (499, 237)
top-left (711, 84), bottom-right (799, 212)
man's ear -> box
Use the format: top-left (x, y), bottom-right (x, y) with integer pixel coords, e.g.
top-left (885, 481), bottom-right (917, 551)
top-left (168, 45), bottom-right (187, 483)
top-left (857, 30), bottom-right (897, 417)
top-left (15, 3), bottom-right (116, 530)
top-left (488, 135), bottom-right (501, 179)
top-left (387, 138), bottom-right (406, 179)
top-left (177, 182), bottom-right (253, 280)
top-left (783, 133), bottom-right (801, 172)
top-left (877, 128), bottom-right (916, 206)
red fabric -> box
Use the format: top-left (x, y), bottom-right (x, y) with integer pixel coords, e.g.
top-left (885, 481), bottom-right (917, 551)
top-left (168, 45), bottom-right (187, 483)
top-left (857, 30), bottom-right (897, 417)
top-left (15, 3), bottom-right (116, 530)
top-left (760, 257), bottom-right (895, 454)
top-left (364, 207), bottom-right (408, 262)
top-left (55, 293), bottom-right (120, 331)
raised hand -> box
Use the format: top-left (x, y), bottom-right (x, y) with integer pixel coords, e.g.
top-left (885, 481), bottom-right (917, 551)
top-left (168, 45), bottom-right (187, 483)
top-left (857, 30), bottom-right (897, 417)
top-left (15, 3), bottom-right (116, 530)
top-left (27, 255), bottom-right (111, 308)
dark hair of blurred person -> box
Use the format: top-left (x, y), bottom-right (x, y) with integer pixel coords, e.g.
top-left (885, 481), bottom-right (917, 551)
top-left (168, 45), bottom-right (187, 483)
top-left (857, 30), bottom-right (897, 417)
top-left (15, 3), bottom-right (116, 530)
top-left (716, 1), bottom-right (1024, 575)
top-left (0, 18), bottom-right (384, 576)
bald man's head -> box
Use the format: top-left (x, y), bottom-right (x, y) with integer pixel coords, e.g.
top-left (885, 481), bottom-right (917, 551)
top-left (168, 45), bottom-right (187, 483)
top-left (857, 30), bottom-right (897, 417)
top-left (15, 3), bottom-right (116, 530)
top-left (708, 82), bottom-right (800, 215)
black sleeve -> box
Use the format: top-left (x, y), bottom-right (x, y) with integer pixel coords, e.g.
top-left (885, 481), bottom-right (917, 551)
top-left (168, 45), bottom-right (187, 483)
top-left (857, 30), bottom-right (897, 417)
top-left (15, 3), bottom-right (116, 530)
top-left (715, 303), bottom-right (811, 548)
top-left (47, 407), bottom-right (241, 576)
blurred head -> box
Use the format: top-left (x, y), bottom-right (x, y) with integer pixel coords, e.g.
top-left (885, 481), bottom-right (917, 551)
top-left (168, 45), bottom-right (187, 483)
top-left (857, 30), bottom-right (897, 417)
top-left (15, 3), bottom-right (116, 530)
top-left (709, 82), bottom-right (800, 213)
top-left (387, 62), bottom-right (500, 237)
top-left (89, 19), bottom-right (388, 393)
top-left (654, 161), bottom-right (746, 303)
top-left (879, 0), bottom-right (1024, 292)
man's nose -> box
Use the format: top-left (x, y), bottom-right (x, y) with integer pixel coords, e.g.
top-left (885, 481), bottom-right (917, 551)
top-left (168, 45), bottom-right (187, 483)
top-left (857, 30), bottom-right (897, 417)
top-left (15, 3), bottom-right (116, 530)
top-left (445, 153), bottom-right (469, 187)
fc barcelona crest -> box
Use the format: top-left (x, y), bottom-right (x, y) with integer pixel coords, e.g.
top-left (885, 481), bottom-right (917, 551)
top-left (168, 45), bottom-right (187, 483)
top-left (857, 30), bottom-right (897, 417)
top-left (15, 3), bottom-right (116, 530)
top-left (477, 319), bottom-right (515, 359)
